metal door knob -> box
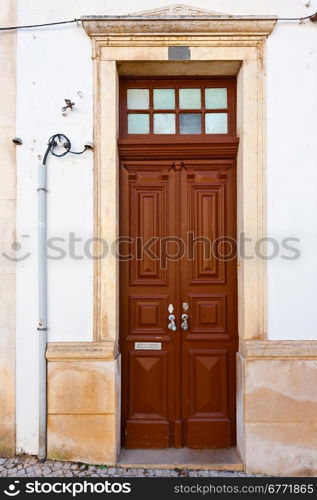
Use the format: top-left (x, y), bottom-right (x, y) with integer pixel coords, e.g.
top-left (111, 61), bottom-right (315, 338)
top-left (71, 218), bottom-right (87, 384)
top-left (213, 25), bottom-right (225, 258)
top-left (181, 313), bottom-right (188, 331)
top-left (168, 313), bottom-right (177, 331)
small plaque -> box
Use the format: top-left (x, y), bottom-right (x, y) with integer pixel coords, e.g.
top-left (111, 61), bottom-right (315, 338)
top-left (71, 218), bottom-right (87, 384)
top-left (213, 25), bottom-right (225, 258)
top-left (135, 342), bottom-right (162, 350)
top-left (168, 46), bottom-right (190, 60)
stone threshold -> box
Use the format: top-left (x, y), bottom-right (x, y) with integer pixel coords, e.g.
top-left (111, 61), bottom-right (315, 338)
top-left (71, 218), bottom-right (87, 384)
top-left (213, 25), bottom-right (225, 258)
top-left (118, 447), bottom-right (243, 471)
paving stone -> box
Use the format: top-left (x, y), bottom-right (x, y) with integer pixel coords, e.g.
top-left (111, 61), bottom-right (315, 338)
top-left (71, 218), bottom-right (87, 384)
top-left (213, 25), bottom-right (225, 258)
top-left (188, 471), bottom-right (199, 477)
top-left (7, 458), bottom-right (19, 465)
top-left (154, 469), bottom-right (164, 476)
top-left (51, 461), bottom-right (63, 468)
top-left (123, 469), bottom-right (134, 476)
top-left (161, 470), bottom-right (173, 477)
top-left (8, 467), bottom-right (18, 474)
top-left (0, 455), bottom-right (260, 478)
top-left (207, 470), bottom-right (220, 477)
top-left (106, 467), bottom-right (116, 475)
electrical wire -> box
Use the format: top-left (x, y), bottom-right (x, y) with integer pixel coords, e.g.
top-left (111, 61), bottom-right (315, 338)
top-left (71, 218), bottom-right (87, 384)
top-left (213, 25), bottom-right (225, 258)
top-left (0, 14), bottom-right (317, 31)
top-left (279, 14), bottom-right (314, 20)
top-left (0, 19), bottom-right (80, 31)
top-left (43, 134), bottom-right (86, 165)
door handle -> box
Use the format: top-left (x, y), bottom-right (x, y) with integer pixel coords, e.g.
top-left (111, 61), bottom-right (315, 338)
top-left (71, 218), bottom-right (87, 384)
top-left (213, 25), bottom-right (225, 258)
top-left (181, 313), bottom-right (189, 331)
top-left (168, 304), bottom-right (177, 331)
top-left (168, 314), bottom-right (177, 331)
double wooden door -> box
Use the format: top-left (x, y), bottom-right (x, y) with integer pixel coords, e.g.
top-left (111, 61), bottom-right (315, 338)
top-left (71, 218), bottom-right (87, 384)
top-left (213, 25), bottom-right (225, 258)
top-left (120, 158), bottom-right (237, 448)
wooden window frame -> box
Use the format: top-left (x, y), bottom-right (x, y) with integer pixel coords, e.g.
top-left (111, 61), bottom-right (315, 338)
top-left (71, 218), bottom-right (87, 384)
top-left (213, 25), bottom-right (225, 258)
top-left (119, 77), bottom-right (237, 141)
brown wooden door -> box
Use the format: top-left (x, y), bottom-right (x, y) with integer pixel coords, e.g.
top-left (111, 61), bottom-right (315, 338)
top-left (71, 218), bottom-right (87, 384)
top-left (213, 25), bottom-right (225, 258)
top-left (119, 158), bottom-right (237, 449)
top-left (179, 161), bottom-right (237, 448)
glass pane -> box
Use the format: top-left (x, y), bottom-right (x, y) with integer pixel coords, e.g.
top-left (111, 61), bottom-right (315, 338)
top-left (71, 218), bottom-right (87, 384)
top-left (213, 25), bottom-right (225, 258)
top-left (180, 113), bottom-right (201, 134)
top-left (154, 113), bottom-right (176, 134)
top-left (127, 89), bottom-right (149, 109)
top-left (205, 88), bottom-right (227, 109)
top-left (154, 89), bottom-right (175, 109)
top-left (205, 113), bottom-right (228, 134)
top-left (179, 88), bottom-right (201, 109)
top-left (128, 113), bottom-right (150, 134)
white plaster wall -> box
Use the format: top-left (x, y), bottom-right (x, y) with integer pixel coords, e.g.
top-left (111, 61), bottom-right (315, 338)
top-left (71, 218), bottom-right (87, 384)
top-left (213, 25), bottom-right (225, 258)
top-left (266, 20), bottom-right (317, 340)
top-left (16, 5), bottom-right (96, 455)
top-left (15, 0), bottom-right (317, 452)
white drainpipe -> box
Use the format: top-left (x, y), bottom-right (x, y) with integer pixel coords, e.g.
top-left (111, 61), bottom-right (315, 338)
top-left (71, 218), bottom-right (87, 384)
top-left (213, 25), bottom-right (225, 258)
top-left (37, 161), bottom-right (48, 461)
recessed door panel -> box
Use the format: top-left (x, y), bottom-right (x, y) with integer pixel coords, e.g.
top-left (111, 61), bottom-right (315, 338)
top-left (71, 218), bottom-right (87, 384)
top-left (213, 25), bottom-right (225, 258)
top-left (188, 183), bottom-right (225, 284)
top-left (129, 295), bottom-right (168, 336)
top-left (188, 349), bottom-right (228, 417)
top-left (130, 184), bottom-right (167, 285)
top-left (128, 351), bottom-right (168, 419)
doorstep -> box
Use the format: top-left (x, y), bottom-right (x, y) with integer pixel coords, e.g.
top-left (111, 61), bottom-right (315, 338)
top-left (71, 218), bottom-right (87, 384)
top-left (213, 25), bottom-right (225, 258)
top-left (117, 448), bottom-right (243, 471)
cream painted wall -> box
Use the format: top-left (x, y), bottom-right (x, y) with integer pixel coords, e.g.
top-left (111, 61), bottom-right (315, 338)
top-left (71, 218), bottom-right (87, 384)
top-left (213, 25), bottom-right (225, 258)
top-left (15, 0), bottom-right (317, 452)
top-left (0, 0), bottom-right (16, 456)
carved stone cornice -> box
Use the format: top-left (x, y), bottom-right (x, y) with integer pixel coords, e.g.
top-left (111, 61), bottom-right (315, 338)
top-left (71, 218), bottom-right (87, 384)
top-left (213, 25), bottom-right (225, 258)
top-left (82, 4), bottom-right (277, 38)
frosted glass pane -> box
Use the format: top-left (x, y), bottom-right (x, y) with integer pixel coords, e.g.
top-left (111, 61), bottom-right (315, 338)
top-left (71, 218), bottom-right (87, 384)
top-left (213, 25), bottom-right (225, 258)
top-left (179, 88), bottom-right (201, 109)
top-left (128, 114), bottom-right (150, 134)
top-left (205, 113), bottom-right (228, 134)
top-left (154, 113), bottom-right (176, 134)
top-left (205, 88), bottom-right (227, 109)
top-left (154, 89), bottom-right (175, 109)
top-left (180, 113), bottom-right (201, 134)
top-left (127, 89), bottom-right (149, 109)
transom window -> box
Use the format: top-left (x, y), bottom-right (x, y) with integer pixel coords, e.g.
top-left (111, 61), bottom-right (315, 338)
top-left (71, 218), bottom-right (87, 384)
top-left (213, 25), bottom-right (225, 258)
top-left (120, 79), bottom-right (236, 138)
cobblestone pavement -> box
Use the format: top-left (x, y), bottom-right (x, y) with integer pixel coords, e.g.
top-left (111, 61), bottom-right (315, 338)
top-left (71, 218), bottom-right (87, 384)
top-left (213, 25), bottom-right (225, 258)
top-left (0, 456), bottom-right (259, 478)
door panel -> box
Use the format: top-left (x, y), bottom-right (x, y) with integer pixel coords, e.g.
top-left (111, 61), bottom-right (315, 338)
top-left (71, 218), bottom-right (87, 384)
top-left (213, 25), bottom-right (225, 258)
top-left (120, 162), bottom-right (178, 448)
top-left (180, 161), bottom-right (237, 448)
top-left (130, 184), bottom-right (167, 285)
top-left (187, 181), bottom-right (225, 284)
top-left (120, 159), bottom-right (237, 449)
top-left (185, 349), bottom-right (231, 448)
top-left (126, 350), bottom-right (170, 448)
top-left (189, 350), bottom-right (228, 417)
top-left (188, 294), bottom-right (228, 338)
top-left (128, 295), bottom-right (168, 339)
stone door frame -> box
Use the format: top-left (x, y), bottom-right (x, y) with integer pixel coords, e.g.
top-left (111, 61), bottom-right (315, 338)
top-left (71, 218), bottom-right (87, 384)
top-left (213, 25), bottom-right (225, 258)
top-left (80, 6), bottom-right (277, 462)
